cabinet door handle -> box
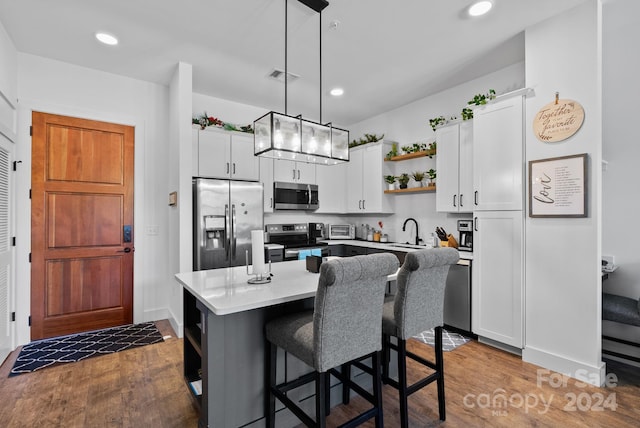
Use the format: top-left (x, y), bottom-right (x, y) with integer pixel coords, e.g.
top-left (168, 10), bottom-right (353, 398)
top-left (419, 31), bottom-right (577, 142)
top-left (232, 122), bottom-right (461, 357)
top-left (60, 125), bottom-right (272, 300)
top-left (362, 199), bottom-right (365, 210)
top-left (297, 169), bottom-right (300, 180)
top-left (474, 217), bottom-right (478, 231)
top-left (460, 194), bottom-right (463, 207)
top-left (233, 163), bottom-right (236, 174)
top-left (270, 197), bottom-right (273, 208)
top-left (474, 191), bottom-right (478, 206)
top-left (292, 169), bottom-right (296, 180)
top-left (453, 194), bottom-right (457, 207)
top-left (226, 162), bottom-right (230, 174)
top-left (358, 200), bottom-right (362, 209)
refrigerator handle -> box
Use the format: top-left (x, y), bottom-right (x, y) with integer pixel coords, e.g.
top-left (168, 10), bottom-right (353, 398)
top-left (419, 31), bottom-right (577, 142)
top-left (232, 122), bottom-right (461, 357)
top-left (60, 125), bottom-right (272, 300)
top-left (225, 204), bottom-right (230, 260)
top-left (231, 204), bottom-right (237, 257)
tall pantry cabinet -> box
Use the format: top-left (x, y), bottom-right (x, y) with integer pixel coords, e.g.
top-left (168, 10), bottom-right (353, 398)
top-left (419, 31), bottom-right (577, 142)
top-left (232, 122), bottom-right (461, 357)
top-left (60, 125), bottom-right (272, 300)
top-left (471, 94), bottom-right (525, 349)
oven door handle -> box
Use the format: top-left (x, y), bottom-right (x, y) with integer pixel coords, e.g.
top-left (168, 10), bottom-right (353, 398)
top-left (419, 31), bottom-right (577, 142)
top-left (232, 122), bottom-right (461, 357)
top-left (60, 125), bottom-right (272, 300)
top-left (285, 249), bottom-right (300, 259)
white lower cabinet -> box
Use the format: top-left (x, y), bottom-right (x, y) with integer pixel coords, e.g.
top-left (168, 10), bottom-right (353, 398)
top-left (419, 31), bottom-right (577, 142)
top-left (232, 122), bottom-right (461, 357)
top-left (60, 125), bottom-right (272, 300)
top-left (315, 163), bottom-right (347, 213)
top-left (472, 210), bottom-right (524, 348)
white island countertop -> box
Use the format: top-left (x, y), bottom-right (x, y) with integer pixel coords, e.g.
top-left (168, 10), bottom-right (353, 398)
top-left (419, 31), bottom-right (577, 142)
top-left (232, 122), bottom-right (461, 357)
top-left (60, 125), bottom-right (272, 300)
top-left (176, 259), bottom-right (400, 316)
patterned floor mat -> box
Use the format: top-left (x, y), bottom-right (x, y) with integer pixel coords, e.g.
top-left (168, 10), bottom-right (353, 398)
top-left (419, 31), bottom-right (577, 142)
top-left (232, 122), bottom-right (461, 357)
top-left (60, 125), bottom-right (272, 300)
top-left (413, 328), bottom-right (471, 351)
top-left (9, 322), bottom-right (163, 376)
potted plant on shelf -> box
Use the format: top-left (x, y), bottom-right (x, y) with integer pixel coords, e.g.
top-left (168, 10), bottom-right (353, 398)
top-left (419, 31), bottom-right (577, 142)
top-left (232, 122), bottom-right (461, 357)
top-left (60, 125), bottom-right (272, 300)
top-left (427, 168), bottom-right (437, 186)
top-left (384, 175), bottom-right (397, 190)
top-left (411, 171), bottom-right (426, 188)
top-left (398, 173), bottom-right (410, 189)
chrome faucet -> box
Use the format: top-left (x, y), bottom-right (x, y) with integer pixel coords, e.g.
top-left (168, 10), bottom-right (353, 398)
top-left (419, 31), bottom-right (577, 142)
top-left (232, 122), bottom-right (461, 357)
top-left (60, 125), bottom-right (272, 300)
top-left (402, 217), bottom-right (420, 245)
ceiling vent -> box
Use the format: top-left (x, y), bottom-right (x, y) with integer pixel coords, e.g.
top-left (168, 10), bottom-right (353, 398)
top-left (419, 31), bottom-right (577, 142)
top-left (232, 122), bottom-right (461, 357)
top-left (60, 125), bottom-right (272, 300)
top-left (267, 68), bottom-right (300, 83)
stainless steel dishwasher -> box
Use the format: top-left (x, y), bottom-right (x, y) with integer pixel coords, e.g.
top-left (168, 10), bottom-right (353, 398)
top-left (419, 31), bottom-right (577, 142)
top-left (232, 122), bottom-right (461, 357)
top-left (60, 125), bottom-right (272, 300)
top-left (444, 258), bottom-right (471, 333)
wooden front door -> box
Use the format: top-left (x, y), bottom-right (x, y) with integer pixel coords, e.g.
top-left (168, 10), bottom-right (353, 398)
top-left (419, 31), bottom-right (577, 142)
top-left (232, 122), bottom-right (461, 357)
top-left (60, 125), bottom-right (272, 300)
top-left (31, 112), bottom-right (134, 340)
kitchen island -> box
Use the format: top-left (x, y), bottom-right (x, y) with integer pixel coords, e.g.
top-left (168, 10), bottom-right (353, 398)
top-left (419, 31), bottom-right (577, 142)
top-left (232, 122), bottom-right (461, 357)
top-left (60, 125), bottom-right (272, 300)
top-left (175, 259), bottom-right (399, 428)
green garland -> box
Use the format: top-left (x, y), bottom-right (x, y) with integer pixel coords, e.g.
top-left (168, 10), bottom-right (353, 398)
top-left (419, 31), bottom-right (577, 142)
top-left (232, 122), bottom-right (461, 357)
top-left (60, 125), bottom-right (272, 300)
top-left (192, 112), bottom-right (254, 134)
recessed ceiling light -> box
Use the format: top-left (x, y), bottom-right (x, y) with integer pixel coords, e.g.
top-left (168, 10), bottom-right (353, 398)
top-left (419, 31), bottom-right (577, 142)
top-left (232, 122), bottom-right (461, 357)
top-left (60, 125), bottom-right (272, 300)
top-left (330, 88), bottom-right (344, 96)
top-left (95, 32), bottom-right (118, 46)
top-left (468, 1), bottom-right (493, 17)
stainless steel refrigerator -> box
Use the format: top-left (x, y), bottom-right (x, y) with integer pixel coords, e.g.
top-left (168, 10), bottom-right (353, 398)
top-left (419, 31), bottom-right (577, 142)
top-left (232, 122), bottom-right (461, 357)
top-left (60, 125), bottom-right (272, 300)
top-left (193, 178), bottom-right (264, 270)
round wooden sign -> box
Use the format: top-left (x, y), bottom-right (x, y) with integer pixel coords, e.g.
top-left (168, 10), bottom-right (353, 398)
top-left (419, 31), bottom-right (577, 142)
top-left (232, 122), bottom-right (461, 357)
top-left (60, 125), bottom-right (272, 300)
top-left (533, 99), bottom-right (585, 143)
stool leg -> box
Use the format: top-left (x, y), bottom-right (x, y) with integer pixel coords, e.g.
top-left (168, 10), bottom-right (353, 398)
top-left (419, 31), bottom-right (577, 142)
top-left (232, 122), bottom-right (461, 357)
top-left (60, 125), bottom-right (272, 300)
top-left (325, 371), bottom-right (331, 417)
top-left (316, 371), bottom-right (327, 427)
top-left (265, 341), bottom-right (276, 428)
top-left (382, 334), bottom-right (391, 384)
top-left (341, 363), bottom-right (351, 404)
top-left (397, 338), bottom-right (409, 428)
top-left (371, 351), bottom-right (384, 428)
top-left (435, 326), bottom-right (446, 421)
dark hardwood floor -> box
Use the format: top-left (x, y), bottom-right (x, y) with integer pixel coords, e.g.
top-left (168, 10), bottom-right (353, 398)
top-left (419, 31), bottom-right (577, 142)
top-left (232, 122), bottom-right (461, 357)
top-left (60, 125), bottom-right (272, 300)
top-left (1, 321), bottom-right (639, 427)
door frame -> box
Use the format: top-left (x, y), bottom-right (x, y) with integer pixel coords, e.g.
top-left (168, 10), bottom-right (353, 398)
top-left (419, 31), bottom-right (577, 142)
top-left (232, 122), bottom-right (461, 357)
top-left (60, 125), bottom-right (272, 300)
top-left (14, 104), bottom-right (146, 346)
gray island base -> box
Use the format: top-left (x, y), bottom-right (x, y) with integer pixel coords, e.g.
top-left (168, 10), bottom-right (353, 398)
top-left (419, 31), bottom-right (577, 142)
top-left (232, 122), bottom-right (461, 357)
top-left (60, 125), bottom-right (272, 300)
top-left (176, 260), bottom-right (399, 428)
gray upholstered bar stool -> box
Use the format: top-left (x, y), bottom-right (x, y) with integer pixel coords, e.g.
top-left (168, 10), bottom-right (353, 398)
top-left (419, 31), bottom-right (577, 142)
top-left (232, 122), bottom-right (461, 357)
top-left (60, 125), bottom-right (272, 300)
top-left (381, 247), bottom-right (459, 427)
top-left (265, 253), bottom-right (399, 428)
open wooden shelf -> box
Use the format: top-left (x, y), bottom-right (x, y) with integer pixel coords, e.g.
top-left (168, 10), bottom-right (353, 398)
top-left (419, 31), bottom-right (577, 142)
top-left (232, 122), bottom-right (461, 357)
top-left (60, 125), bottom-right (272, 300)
top-left (385, 185), bottom-right (436, 194)
top-left (385, 149), bottom-right (436, 161)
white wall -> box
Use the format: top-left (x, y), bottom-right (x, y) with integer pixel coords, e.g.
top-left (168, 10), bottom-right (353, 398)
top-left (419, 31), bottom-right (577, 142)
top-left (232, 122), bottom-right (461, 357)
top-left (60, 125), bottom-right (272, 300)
top-left (0, 20), bottom-right (17, 136)
top-left (167, 62), bottom-right (193, 336)
top-left (14, 54), bottom-right (172, 345)
top-left (600, 0), bottom-right (640, 359)
top-left (523, 1), bottom-right (605, 385)
top-left (346, 62), bottom-right (526, 245)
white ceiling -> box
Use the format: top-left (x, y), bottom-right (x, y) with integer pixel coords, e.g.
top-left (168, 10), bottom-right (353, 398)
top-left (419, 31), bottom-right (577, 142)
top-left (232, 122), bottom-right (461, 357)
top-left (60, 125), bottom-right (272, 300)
top-left (0, 0), bottom-right (587, 126)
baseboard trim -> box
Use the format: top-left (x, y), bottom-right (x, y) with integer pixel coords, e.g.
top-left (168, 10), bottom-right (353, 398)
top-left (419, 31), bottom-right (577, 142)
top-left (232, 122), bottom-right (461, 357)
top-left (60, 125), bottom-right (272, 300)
top-left (523, 345), bottom-right (606, 387)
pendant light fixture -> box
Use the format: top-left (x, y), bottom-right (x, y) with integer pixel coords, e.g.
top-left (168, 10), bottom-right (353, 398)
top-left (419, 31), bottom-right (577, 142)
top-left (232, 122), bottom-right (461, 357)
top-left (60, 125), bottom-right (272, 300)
top-left (254, 0), bottom-right (349, 166)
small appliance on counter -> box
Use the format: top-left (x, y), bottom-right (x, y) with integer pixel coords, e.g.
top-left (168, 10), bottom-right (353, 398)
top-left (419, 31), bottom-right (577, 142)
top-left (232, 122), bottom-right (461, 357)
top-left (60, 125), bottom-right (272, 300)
top-left (328, 224), bottom-right (355, 240)
top-left (457, 219), bottom-right (473, 252)
top-left (308, 222), bottom-right (325, 244)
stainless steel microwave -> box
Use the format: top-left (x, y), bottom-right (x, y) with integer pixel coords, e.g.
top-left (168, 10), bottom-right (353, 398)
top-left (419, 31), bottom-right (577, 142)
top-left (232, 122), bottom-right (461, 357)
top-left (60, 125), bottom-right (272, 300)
top-left (273, 182), bottom-right (319, 210)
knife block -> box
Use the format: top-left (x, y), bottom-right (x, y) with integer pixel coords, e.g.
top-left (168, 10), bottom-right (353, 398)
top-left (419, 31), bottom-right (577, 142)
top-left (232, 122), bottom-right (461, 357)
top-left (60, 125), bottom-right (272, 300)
top-left (440, 234), bottom-right (459, 248)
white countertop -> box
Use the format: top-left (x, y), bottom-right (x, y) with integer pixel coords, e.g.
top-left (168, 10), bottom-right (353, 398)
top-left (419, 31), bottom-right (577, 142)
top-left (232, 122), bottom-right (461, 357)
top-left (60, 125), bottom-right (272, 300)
top-left (176, 259), bottom-right (399, 316)
top-left (322, 239), bottom-right (474, 260)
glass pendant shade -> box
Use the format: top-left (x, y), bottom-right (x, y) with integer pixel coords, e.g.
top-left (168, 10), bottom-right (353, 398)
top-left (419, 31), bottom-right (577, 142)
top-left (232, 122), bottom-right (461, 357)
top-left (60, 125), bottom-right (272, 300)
top-left (254, 112), bottom-right (349, 165)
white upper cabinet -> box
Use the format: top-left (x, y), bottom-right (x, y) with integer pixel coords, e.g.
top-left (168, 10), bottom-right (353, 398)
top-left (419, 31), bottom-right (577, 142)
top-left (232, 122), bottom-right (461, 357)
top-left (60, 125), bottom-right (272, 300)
top-left (195, 127), bottom-right (260, 181)
top-left (473, 96), bottom-right (524, 211)
top-left (315, 163), bottom-right (347, 213)
top-left (260, 157), bottom-right (274, 213)
top-left (347, 142), bottom-right (393, 213)
top-left (273, 159), bottom-right (316, 184)
top-left (436, 121), bottom-right (473, 212)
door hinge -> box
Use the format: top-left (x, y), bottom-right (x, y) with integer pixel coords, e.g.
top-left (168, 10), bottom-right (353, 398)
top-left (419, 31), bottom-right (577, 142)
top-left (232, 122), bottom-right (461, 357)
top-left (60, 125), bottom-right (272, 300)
top-left (12, 160), bottom-right (21, 171)
top-left (11, 312), bottom-right (15, 322)
top-left (29, 252), bottom-right (31, 263)
top-left (30, 126), bottom-right (32, 136)
top-left (29, 189), bottom-right (31, 199)
top-left (12, 237), bottom-right (15, 246)
top-left (28, 316), bottom-right (31, 326)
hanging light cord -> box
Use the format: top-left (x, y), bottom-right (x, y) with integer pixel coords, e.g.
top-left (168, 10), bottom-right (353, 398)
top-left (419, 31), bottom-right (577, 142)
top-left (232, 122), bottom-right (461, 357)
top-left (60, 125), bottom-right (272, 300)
top-left (319, 10), bottom-right (322, 124)
top-left (284, 0), bottom-right (288, 115)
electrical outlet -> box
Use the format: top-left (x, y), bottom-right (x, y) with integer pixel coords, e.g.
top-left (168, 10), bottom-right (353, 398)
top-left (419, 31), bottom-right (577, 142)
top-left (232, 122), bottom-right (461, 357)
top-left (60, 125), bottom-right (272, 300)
top-left (146, 225), bottom-right (159, 236)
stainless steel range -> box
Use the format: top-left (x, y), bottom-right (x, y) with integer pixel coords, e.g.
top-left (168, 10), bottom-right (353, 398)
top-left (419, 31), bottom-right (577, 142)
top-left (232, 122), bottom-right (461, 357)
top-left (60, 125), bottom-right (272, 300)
top-left (265, 223), bottom-right (328, 261)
